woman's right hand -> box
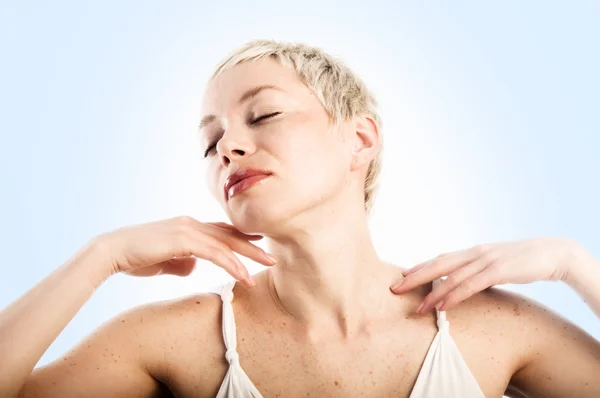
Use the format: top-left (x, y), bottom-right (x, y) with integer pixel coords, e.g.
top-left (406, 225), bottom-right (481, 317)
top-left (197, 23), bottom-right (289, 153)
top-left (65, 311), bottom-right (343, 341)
top-left (93, 216), bottom-right (276, 287)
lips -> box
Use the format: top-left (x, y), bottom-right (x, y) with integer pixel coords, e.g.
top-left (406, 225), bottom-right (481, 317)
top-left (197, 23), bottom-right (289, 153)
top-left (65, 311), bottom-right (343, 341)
top-left (224, 168), bottom-right (272, 200)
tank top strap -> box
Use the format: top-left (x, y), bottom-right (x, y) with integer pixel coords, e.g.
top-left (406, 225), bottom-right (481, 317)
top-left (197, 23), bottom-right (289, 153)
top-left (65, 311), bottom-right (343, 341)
top-left (432, 278), bottom-right (450, 332)
top-left (218, 281), bottom-right (241, 366)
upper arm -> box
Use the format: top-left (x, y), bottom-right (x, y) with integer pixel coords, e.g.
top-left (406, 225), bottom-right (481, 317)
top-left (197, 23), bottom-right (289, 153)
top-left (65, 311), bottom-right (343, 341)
top-left (19, 302), bottom-right (172, 398)
top-left (504, 291), bottom-right (600, 398)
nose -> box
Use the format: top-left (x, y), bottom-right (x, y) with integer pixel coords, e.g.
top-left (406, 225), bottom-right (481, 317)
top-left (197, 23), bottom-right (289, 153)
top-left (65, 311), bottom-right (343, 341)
top-left (216, 123), bottom-right (256, 167)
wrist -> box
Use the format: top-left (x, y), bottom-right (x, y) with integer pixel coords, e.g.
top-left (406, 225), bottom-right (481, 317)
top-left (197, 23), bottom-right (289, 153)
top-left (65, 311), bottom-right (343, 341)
top-left (564, 240), bottom-right (598, 289)
top-left (64, 238), bottom-right (116, 290)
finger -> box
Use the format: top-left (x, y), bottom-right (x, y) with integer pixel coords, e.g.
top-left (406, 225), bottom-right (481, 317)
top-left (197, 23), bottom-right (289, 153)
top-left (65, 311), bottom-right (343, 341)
top-left (227, 236), bottom-right (277, 266)
top-left (186, 234), bottom-right (253, 286)
top-left (403, 250), bottom-right (461, 276)
top-left (401, 260), bottom-right (432, 277)
top-left (209, 227), bottom-right (276, 267)
top-left (207, 222), bottom-right (264, 240)
top-left (161, 257), bottom-right (197, 277)
top-left (217, 248), bottom-right (255, 287)
top-left (416, 256), bottom-right (489, 313)
top-left (220, 250), bottom-right (256, 288)
top-left (173, 218), bottom-right (256, 286)
top-left (391, 250), bottom-right (477, 293)
top-left (437, 267), bottom-right (496, 311)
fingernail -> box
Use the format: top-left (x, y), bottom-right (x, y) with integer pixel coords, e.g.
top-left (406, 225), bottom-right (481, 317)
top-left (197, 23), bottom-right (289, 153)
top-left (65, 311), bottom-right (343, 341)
top-left (265, 253), bottom-right (277, 264)
top-left (390, 279), bottom-right (405, 291)
top-left (415, 301), bottom-right (425, 313)
top-left (247, 277), bottom-right (256, 287)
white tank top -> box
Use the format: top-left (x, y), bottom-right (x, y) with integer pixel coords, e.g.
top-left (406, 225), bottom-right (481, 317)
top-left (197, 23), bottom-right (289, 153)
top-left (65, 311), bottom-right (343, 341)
top-left (209, 278), bottom-right (485, 397)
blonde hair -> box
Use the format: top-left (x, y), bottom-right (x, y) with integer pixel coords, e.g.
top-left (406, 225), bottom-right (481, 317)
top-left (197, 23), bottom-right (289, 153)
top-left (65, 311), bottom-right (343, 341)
top-left (210, 39), bottom-right (383, 215)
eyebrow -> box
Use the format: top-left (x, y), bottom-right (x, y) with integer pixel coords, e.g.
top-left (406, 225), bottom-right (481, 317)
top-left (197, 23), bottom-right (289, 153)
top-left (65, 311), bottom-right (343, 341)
top-left (198, 84), bottom-right (283, 130)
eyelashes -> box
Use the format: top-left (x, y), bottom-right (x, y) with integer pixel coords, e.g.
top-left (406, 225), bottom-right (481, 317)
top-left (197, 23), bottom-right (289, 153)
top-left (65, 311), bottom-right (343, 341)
top-left (249, 111), bottom-right (281, 125)
top-left (203, 112), bottom-right (281, 158)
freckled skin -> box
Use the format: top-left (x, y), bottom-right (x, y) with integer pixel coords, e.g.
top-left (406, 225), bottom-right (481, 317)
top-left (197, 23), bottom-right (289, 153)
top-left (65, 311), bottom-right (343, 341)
top-left (139, 270), bottom-right (571, 398)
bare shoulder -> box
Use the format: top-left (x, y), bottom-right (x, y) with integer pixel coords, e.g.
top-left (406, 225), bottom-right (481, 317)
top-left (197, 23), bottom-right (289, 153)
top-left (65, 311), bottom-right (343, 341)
top-left (445, 285), bottom-right (570, 362)
top-left (21, 290), bottom-right (225, 398)
top-left (453, 285), bottom-right (595, 350)
top-left (445, 285), bottom-right (600, 397)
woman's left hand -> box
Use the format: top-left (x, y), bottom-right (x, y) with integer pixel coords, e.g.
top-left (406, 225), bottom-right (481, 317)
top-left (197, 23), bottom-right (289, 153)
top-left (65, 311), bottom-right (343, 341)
top-left (389, 237), bottom-right (583, 314)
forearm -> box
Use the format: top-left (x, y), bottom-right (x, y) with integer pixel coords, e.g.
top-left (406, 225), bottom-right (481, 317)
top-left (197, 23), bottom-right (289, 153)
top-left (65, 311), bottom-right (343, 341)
top-left (566, 242), bottom-right (600, 320)
top-left (0, 240), bottom-right (112, 398)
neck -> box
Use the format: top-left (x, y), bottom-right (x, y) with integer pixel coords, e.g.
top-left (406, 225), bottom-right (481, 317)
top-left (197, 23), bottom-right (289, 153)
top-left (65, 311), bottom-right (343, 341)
top-left (263, 199), bottom-right (406, 340)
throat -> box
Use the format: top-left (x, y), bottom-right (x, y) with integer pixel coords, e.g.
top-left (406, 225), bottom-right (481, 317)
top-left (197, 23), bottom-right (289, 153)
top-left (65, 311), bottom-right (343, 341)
top-left (263, 267), bottom-right (420, 341)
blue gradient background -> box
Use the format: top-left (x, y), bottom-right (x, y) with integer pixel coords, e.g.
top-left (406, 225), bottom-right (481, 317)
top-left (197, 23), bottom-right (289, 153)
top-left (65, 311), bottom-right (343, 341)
top-left (1, 1), bottom-right (598, 382)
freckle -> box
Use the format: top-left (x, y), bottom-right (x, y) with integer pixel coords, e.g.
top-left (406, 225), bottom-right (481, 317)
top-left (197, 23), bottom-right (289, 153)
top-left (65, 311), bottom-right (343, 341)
top-left (546, 376), bottom-right (552, 380)
top-left (121, 320), bottom-right (125, 323)
top-left (334, 381), bottom-right (339, 386)
top-left (196, 301), bottom-right (200, 304)
top-left (372, 381), bottom-right (376, 386)
top-left (97, 366), bottom-right (100, 370)
top-left (242, 338), bottom-right (245, 341)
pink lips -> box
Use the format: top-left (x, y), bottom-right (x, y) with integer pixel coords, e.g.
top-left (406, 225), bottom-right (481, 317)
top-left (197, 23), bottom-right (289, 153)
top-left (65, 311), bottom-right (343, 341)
top-left (224, 168), bottom-right (272, 200)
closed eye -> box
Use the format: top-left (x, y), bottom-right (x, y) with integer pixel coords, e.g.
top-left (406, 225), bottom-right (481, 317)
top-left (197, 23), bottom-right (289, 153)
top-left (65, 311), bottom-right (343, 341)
top-left (250, 111), bottom-right (282, 125)
top-left (203, 112), bottom-right (282, 158)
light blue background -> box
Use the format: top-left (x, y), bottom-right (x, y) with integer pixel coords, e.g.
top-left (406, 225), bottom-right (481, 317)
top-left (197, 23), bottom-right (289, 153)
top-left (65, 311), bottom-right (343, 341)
top-left (1, 0), bottom-right (598, 378)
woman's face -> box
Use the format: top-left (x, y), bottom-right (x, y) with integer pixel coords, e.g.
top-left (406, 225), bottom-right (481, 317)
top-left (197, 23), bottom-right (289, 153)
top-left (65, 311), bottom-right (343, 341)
top-left (199, 58), bottom-right (357, 235)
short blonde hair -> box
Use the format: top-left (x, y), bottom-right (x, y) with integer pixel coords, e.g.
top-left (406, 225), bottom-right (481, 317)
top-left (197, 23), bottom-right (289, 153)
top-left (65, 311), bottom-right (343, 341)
top-left (210, 39), bottom-right (383, 215)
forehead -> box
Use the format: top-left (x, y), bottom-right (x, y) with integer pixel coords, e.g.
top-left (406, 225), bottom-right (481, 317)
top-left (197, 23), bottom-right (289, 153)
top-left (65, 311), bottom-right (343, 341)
top-left (201, 58), bottom-right (307, 114)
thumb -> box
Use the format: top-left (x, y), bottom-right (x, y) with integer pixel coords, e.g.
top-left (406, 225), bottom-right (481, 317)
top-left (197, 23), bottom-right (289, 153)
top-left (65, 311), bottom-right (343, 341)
top-left (161, 257), bottom-right (197, 277)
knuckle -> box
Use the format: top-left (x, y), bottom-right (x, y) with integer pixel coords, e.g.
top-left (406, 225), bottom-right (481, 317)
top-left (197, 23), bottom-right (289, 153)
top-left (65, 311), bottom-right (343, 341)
top-left (175, 245), bottom-right (193, 257)
top-left (476, 243), bottom-right (492, 255)
top-left (214, 251), bottom-right (234, 267)
top-left (174, 221), bottom-right (199, 241)
top-left (445, 274), bottom-right (459, 287)
top-left (485, 256), bottom-right (501, 269)
top-left (176, 215), bottom-right (197, 227)
top-left (473, 244), bottom-right (488, 256)
top-left (208, 242), bottom-right (231, 261)
top-left (460, 279), bottom-right (475, 294)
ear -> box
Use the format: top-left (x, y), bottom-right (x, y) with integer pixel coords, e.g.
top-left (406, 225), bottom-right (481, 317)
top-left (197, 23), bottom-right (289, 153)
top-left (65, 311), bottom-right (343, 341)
top-left (350, 114), bottom-right (380, 172)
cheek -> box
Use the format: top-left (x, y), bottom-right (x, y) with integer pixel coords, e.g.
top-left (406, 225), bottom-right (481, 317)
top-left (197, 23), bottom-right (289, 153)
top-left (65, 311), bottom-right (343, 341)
top-left (205, 165), bottom-right (222, 201)
top-left (281, 133), bottom-right (346, 191)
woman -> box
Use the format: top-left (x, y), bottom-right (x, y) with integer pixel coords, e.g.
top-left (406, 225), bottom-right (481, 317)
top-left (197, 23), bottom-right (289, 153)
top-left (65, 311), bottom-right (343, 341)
top-left (1, 39), bottom-right (599, 398)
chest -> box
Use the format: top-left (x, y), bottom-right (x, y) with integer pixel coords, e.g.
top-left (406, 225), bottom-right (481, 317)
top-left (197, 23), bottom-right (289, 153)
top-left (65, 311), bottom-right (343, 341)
top-left (162, 309), bottom-right (514, 398)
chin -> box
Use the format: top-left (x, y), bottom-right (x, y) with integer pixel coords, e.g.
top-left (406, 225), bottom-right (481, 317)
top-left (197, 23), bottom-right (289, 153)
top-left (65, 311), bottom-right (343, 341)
top-left (225, 197), bottom-right (289, 235)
